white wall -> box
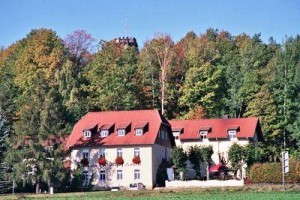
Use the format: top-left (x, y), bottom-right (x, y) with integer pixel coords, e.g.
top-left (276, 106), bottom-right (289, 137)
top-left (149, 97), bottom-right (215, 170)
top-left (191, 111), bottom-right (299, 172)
top-left (70, 144), bottom-right (171, 189)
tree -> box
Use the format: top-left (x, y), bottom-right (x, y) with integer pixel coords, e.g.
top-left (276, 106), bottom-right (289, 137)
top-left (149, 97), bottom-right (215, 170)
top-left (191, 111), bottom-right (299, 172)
top-left (188, 146), bottom-right (201, 178)
top-left (83, 41), bottom-right (141, 111)
top-left (138, 34), bottom-right (174, 115)
top-left (171, 147), bottom-right (188, 180)
top-left (243, 144), bottom-right (261, 168)
top-left (228, 143), bottom-right (245, 179)
top-left (201, 146), bottom-right (213, 180)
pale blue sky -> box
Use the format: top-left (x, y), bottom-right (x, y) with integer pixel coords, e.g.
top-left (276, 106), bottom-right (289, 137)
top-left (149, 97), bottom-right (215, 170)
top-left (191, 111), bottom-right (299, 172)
top-left (1, 0), bottom-right (299, 47)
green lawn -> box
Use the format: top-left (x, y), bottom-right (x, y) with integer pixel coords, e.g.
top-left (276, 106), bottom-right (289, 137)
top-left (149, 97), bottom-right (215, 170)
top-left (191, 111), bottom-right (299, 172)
top-left (1, 186), bottom-right (300, 200)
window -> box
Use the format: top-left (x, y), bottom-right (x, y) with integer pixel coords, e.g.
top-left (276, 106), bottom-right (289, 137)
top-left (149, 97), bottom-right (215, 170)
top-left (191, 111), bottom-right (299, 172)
top-left (117, 129), bottom-right (126, 136)
top-left (134, 147), bottom-right (140, 157)
top-left (117, 148), bottom-right (122, 157)
top-left (200, 131), bottom-right (208, 139)
top-left (82, 149), bottom-right (89, 159)
top-left (100, 130), bottom-right (109, 138)
top-left (172, 131), bottom-right (180, 140)
top-left (228, 130), bottom-right (237, 139)
top-left (100, 170), bottom-right (105, 181)
top-left (135, 128), bottom-right (143, 136)
top-left (82, 171), bottom-right (88, 182)
top-left (117, 170), bottom-right (123, 180)
top-left (99, 148), bottom-right (105, 158)
top-left (134, 169), bottom-right (140, 180)
top-left (83, 130), bottom-right (91, 138)
top-left (160, 130), bottom-right (167, 140)
top-left (45, 146), bottom-right (53, 152)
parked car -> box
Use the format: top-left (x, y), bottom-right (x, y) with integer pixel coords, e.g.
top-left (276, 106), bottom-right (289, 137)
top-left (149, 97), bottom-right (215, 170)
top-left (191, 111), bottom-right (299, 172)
top-left (209, 164), bottom-right (228, 180)
top-left (128, 183), bottom-right (145, 190)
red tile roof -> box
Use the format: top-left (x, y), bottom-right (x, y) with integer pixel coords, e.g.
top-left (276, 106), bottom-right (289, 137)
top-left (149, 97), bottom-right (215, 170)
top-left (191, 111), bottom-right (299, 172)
top-left (135, 122), bottom-right (149, 129)
top-left (169, 117), bottom-right (263, 140)
top-left (65, 109), bottom-right (173, 148)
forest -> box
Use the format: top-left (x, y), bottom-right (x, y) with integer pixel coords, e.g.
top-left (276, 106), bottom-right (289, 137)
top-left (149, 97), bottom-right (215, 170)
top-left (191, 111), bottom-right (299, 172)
top-left (0, 28), bottom-right (300, 190)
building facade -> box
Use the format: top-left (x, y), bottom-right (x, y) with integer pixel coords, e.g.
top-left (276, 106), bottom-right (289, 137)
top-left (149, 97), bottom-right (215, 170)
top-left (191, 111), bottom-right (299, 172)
top-left (65, 109), bottom-right (174, 189)
top-left (169, 118), bottom-right (263, 178)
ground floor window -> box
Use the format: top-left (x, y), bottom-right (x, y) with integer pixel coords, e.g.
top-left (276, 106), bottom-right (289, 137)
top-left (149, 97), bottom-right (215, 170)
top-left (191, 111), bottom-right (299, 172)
top-left (100, 170), bottom-right (106, 181)
top-left (134, 169), bottom-right (140, 180)
top-left (117, 170), bottom-right (123, 180)
top-left (82, 171), bottom-right (88, 181)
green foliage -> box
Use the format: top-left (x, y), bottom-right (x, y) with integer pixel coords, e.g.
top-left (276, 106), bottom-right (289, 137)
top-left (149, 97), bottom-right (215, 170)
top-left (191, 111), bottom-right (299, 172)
top-left (171, 147), bottom-right (188, 174)
top-left (250, 161), bottom-right (300, 183)
top-left (228, 143), bottom-right (245, 176)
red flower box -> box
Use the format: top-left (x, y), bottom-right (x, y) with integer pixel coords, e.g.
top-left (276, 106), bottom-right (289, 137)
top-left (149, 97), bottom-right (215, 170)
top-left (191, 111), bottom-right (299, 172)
top-left (132, 156), bottom-right (141, 164)
top-left (98, 157), bottom-right (107, 166)
top-left (115, 157), bottom-right (124, 165)
top-left (80, 158), bottom-right (89, 166)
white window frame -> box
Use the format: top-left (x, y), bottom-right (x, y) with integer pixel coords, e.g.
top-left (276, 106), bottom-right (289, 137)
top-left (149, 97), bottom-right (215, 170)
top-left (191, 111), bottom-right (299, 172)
top-left (134, 147), bottom-right (140, 157)
top-left (100, 130), bottom-right (109, 138)
top-left (82, 149), bottom-right (89, 159)
top-left (200, 131), bottom-right (208, 139)
top-left (172, 131), bottom-right (180, 140)
top-left (99, 148), bottom-right (105, 158)
top-left (228, 130), bottom-right (237, 139)
top-left (82, 171), bottom-right (89, 182)
top-left (117, 148), bottom-right (122, 157)
top-left (83, 130), bottom-right (91, 138)
top-left (117, 170), bottom-right (123, 180)
top-left (99, 170), bottom-right (105, 181)
top-left (45, 146), bottom-right (53, 152)
top-left (134, 169), bottom-right (140, 180)
top-left (117, 129), bottom-right (126, 136)
top-left (135, 128), bottom-right (143, 136)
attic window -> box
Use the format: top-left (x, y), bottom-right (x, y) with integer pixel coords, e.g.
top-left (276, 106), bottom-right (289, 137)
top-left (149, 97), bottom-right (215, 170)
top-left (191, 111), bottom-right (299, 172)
top-left (135, 129), bottom-right (143, 136)
top-left (117, 129), bottom-right (126, 136)
top-left (228, 130), bottom-right (237, 139)
top-left (83, 131), bottom-right (91, 138)
top-left (172, 131), bottom-right (180, 140)
top-left (199, 131), bottom-right (208, 139)
top-left (227, 126), bottom-right (239, 139)
top-left (100, 130), bottom-right (109, 138)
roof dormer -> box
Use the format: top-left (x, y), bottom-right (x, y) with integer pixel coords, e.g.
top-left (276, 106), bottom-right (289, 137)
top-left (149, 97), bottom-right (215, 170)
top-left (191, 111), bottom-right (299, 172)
top-left (199, 127), bottom-right (211, 139)
top-left (172, 127), bottom-right (183, 139)
top-left (99, 123), bottom-right (114, 138)
top-left (83, 124), bottom-right (97, 138)
top-left (227, 126), bottom-right (240, 139)
top-left (116, 122), bottom-right (131, 136)
top-left (134, 122), bottom-right (149, 136)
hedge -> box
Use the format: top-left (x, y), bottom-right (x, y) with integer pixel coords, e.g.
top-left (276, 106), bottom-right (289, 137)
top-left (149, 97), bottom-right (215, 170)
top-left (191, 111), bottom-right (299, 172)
top-left (250, 161), bottom-right (300, 183)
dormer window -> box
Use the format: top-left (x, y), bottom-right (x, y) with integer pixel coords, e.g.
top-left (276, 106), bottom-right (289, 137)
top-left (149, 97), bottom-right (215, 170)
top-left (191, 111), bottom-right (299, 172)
top-left (100, 130), bottom-right (109, 138)
top-left (134, 122), bottom-right (148, 136)
top-left (199, 127), bottom-right (211, 140)
top-left (172, 127), bottom-right (183, 140)
top-left (228, 130), bottom-right (237, 139)
top-left (227, 126), bottom-right (239, 139)
top-left (117, 129), bottom-right (126, 136)
top-left (200, 131), bottom-right (208, 139)
top-left (83, 131), bottom-right (91, 138)
top-left (135, 129), bottom-right (143, 136)
top-left (116, 122), bottom-right (131, 136)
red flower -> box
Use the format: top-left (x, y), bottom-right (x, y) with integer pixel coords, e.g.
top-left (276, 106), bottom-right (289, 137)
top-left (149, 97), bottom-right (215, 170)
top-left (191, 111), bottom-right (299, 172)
top-left (115, 157), bottom-right (124, 165)
top-left (132, 156), bottom-right (141, 164)
top-left (98, 157), bottom-right (107, 166)
top-left (80, 158), bottom-right (89, 166)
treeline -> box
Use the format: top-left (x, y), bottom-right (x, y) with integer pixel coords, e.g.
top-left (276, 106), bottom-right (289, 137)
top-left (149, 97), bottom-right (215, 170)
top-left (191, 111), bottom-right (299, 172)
top-left (0, 28), bottom-right (300, 190)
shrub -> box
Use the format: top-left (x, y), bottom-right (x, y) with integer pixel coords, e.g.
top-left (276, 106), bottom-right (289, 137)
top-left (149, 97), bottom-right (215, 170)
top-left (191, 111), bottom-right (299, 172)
top-left (250, 160), bottom-right (300, 183)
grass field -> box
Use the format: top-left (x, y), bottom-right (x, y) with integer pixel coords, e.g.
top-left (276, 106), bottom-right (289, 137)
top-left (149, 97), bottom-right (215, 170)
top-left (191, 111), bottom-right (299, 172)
top-left (1, 185), bottom-right (300, 200)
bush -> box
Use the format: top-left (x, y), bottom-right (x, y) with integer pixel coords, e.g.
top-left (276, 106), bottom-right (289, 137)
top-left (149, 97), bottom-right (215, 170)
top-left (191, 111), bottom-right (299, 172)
top-left (250, 160), bottom-right (300, 183)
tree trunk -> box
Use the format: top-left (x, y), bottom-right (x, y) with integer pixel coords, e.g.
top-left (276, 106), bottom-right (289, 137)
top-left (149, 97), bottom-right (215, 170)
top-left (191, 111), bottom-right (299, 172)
top-left (206, 164), bottom-right (209, 180)
top-left (48, 178), bottom-right (51, 194)
top-left (35, 181), bottom-right (40, 194)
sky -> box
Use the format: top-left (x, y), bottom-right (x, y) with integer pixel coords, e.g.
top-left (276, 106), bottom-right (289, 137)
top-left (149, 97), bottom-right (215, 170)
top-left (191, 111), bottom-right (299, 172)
top-left (1, 0), bottom-right (300, 48)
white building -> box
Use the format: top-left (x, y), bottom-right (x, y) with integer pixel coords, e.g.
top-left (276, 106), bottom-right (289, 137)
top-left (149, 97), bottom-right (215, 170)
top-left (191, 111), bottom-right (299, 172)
top-left (169, 118), bottom-right (263, 178)
top-left (65, 109), bottom-right (174, 189)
